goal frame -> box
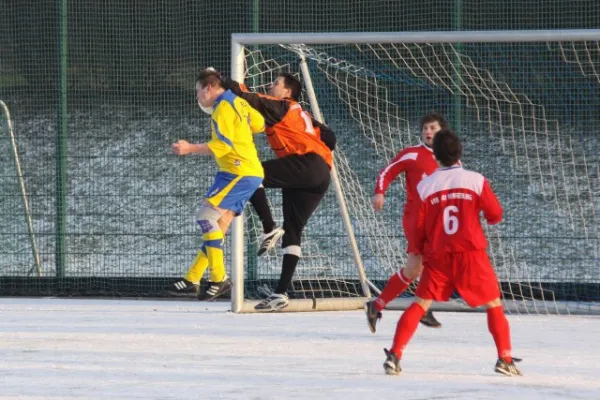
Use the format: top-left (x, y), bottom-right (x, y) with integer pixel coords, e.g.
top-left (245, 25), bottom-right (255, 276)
top-left (229, 29), bottom-right (600, 314)
top-left (1, 100), bottom-right (42, 277)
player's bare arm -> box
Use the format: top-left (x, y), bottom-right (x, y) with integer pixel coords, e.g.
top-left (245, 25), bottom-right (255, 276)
top-left (171, 140), bottom-right (214, 156)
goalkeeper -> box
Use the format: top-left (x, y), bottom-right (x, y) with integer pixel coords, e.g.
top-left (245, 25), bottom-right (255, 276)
top-left (224, 72), bottom-right (336, 311)
top-left (170, 68), bottom-right (265, 301)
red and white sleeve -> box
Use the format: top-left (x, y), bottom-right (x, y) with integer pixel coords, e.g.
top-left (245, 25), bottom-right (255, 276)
top-left (373, 150), bottom-right (410, 195)
top-left (480, 178), bottom-right (503, 225)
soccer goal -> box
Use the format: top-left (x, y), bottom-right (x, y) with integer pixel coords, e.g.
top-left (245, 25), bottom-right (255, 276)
top-left (229, 30), bottom-right (600, 314)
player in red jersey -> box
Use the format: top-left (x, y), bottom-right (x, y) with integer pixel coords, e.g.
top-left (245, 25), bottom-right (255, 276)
top-left (381, 129), bottom-right (522, 377)
top-left (365, 114), bottom-right (449, 332)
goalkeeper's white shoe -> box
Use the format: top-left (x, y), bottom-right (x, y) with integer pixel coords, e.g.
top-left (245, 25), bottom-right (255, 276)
top-left (255, 293), bottom-right (289, 311)
top-left (257, 227), bottom-right (285, 256)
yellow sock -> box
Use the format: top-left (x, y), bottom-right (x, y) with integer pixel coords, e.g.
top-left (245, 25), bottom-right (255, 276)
top-left (184, 245), bottom-right (209, 283)
top-left (203, 230), bottom-right (225, 282)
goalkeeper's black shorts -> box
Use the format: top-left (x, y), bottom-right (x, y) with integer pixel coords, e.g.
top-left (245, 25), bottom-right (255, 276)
top-left (261, 152), bottom-right (331, 247)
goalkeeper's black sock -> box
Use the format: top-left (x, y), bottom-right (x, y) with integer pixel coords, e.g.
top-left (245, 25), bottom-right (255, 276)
top-left (249, 187), bottom-right (276, 233)
top-left (275, 254), bottom-right (299, 294)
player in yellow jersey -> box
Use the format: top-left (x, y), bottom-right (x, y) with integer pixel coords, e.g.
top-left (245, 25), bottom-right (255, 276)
top-left (170, 68), bottom-right (265, 300)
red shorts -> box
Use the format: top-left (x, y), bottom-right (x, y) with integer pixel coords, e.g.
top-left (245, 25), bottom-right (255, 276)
top-left (403, 212), bottom-right (420, 255)
top-left (415, 250), bottom-right (501, 308)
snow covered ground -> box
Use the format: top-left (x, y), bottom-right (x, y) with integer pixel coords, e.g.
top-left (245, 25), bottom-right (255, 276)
top-left (1, 298), bottom-right (598, 400)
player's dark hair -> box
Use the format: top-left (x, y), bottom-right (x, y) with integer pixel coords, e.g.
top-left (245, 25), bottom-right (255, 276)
top-left (420, 113), bottom-right (450, 130)
top-left (196, 69), bottom-right (223, 89)
top-left (278, 72), bottom-right (302, 101)
top-left (433, 129), bottom-right (462, 167)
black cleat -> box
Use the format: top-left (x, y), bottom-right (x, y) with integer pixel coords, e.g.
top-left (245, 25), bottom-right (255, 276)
top-left (365, 300), bottom-right (382, 334)
top-left (257, 227), bottom-right (285, 256)
top-left (419, 309), bottom-right (442, 328)
top-left (494, 358), bottom-right (523, 376)
top-left (166, 278), bottom-right (200, 297)
top-left (383, 348), bottom-right (401, 375)
top-left (198, 277), bottom-right (232, 301)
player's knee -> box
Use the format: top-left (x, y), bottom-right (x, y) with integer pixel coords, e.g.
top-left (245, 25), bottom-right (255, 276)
top-left (196, 205), bottom-right (222, 234)
top-left (414, 297), bottom-right (432, 311)
top-left (281, 231), bottom-right (301, 249)
top-left (483, 298), bottom-right (503, 309)
top-left (404, 255), bottom-right (424, 279)
top-left (282, 245), bottom-right (301, 257)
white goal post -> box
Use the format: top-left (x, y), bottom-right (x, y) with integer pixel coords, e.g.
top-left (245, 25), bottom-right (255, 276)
top-left (1, 100), bottom-right (42, 277)
top-left (229, 30), bottom-right (600, 314)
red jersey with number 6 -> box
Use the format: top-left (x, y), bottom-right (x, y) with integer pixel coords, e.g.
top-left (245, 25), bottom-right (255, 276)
top-left (415, 165), bottom-right (503, 257)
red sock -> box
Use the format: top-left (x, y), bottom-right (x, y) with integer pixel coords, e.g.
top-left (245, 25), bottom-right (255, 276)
top-left (390, 302), bottom-right (426, 358)
top-left (374, 269), bottom-right (412, 311)
top-left (487, 305), bottom-right (512, 362)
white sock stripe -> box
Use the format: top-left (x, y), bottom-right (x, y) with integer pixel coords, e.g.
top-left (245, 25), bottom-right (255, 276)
top-left (282, 245), bottom-right (301, 257)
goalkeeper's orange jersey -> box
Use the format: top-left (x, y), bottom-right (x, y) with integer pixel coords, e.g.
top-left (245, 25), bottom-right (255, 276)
top-left (225, 80), bottom-right (335, 168)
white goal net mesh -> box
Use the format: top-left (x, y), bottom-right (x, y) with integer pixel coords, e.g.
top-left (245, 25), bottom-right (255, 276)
top-left (239, 39), bottom-right (600, 314)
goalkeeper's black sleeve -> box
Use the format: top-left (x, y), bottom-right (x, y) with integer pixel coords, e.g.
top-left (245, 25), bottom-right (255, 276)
top-left (221, 77), bottom-right (288, 126)
top-left (312, 118), bottom-right (336, 151)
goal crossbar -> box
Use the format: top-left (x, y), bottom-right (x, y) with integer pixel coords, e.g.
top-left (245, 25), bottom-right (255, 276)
top-left (233, 29), bottom-right (600, 45)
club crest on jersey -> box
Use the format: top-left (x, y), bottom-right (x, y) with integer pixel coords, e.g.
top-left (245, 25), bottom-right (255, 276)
top-left (234, 159), bottom-right (241, 166)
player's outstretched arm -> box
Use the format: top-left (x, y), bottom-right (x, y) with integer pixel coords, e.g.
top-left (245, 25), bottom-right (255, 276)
top-left (171, 140), bottom-right (214, 156)
top-left (221, 77), bottom-right (288, 126)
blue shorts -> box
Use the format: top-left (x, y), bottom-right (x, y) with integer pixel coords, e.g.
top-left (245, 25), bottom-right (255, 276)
top-left (204, 172), bottom-right (262, 216)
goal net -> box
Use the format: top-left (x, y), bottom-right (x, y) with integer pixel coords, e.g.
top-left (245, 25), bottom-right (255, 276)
top-left (230, 31), bottom-right (600, 314)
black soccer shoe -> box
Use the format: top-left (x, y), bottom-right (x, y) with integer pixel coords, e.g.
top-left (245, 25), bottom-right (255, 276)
top-left (198, 277), bottom-right (232, 301)
top-left (494, 358), bottom-right (523, 376)
top-left (383, 348), bottom-right (401, 375)
top-left (419, 309), bottom-right (442, 328)
top-left (166, 278), bottom-right (200, 297)
top-left (365, 300), bottom-right (382, 334)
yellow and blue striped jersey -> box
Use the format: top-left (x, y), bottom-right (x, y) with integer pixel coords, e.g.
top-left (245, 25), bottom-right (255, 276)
top-left (207, 90), bottom-right (265, 178)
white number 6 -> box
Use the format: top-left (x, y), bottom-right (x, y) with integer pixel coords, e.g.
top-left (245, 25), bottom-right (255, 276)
top-left (443, 205), bottom-right (459, 235)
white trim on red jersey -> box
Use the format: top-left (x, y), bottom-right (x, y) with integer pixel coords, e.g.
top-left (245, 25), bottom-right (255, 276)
top-left (375, 143), bottom-right (434, 194)
top-left (416, 165), bottom-right (485, 201)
